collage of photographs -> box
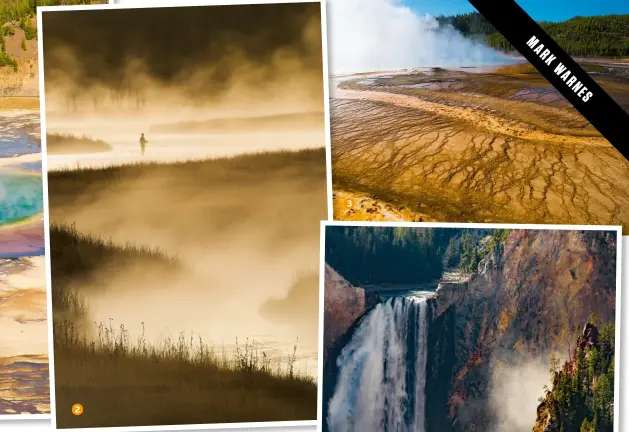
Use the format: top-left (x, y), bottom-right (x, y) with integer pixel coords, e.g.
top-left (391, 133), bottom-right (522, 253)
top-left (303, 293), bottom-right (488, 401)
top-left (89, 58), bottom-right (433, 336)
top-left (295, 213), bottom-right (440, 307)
top-left (0, 0), bottom-right (627, 431)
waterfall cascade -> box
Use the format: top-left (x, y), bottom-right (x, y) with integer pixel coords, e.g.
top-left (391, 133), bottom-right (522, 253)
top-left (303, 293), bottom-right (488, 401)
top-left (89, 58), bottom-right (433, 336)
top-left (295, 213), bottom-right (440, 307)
top-left (327, 296), bottom-right (429, 432)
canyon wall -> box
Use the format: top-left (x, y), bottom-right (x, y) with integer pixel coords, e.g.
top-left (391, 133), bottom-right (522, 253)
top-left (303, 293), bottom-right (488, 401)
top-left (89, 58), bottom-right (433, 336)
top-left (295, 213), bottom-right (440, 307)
top-left (426, 229), bottom-right (617, 431)
top-left (322, 264), bottom-right (379, 432)
top-left (322, 264), bottom-right (379, 364)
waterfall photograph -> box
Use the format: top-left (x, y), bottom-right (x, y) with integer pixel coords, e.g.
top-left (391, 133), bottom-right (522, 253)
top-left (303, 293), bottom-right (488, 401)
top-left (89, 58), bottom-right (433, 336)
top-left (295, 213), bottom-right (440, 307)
top-left (321, 222), bottom-right (620, 432)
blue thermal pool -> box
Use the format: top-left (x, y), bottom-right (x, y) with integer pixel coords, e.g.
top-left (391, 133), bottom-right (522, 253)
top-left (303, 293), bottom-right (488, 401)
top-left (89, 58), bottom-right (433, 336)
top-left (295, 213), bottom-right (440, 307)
top-left (0, 173), bottom-right (43, 225)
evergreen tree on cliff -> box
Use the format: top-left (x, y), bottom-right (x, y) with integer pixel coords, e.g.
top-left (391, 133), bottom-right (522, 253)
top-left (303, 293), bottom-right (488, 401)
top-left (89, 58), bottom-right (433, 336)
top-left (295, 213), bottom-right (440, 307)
top-left (534, 315), bottom-right (615, 432)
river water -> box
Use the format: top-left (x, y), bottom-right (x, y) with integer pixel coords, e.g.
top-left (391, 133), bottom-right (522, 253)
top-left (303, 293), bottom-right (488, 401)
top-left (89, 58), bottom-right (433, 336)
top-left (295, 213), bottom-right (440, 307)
top-left (46, 128), bottom-right (324, 171)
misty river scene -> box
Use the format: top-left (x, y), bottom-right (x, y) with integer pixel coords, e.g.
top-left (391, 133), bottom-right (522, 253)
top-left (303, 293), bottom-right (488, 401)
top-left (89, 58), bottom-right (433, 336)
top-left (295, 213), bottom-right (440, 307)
top-left (41, 3), bottom-right (326, 428)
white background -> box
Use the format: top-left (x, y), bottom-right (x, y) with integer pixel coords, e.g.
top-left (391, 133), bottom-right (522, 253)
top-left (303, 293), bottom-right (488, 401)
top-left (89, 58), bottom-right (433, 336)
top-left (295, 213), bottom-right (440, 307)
top-left (2, 0), bottom-right (627, 431)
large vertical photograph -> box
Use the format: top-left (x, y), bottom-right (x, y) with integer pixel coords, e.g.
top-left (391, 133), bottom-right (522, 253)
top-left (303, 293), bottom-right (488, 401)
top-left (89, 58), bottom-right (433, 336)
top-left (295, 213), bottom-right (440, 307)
top-left (328, 0), bottom-right (629, 232)
top-left (40, 1), bottom-right (327, 429)
top-left (321, 222), bottom-right (620, 432)
top-left (0, 0), bottom-right (108, 419)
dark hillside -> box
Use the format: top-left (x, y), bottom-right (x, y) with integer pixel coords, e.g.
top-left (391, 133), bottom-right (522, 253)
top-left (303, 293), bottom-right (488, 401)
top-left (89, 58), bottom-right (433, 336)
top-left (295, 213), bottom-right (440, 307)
top-left (438, 12), bottom-right (629, 57)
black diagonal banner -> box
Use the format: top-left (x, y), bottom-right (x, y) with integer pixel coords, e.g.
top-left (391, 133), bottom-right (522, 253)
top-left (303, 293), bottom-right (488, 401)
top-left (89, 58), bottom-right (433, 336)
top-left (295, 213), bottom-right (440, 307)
top-left (468, 0), bottom-right (629, 162)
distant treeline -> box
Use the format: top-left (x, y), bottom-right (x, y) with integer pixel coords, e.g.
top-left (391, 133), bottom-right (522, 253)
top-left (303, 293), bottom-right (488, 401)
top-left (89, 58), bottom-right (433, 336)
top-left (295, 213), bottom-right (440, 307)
top-left (46, 132), bottom-right (112, 154)
top-left (324, 227), bottom-right (511, 285)
top-left (325, 226), bottom-right (453, 285)
top-left (437, 12), bottom-right (629, 58)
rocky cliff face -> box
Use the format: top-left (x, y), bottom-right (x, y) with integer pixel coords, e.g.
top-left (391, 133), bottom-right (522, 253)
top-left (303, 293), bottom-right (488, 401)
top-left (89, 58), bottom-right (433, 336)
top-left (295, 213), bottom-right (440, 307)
top-left (322, 264), bottom-right (380, 432)
top-left (426, 229), bottom-right (617, 431)
top-left (323, 264), bottom-right (378, 364)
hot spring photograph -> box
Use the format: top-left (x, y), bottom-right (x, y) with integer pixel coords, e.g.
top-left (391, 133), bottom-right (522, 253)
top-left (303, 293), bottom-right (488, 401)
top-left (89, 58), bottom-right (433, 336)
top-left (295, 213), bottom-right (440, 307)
top-left (40, 1), bottom-right (326, 428)
top-left (328, 0), bottom-right (629, 233)
top-left (322, 223), bottom-right (619, 432)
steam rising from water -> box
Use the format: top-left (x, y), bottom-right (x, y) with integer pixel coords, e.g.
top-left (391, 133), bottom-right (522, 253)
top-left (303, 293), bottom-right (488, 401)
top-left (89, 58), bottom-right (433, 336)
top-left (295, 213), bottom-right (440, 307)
top-left (43, 4), bottom-right (327, 382)
top-left (54, 166), bottom-right (324, 378)
top-left (328, 296), bottom-right (428, 432)
top-left (44, 11), bottom-right (323, 116)
top-left (328, 0), bottom-right (513, 73)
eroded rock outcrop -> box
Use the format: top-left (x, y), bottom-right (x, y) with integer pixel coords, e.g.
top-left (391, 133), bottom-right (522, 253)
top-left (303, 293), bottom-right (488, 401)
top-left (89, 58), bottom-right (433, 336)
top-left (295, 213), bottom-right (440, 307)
top-left (323, 264), bottom-right (378, 363)
top-left (321, 264), bottom-right (381, 432)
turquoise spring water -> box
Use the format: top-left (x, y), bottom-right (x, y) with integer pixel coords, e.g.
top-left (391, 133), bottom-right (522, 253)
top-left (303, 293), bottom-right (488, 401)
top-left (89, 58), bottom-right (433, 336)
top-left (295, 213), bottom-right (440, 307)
top-left (0, 173), bottom-right (43, 225)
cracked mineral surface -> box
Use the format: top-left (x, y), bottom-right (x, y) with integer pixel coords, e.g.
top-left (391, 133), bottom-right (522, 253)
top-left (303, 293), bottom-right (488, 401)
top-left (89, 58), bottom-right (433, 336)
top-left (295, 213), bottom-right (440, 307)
top-left (331, 63), bottom-right (629, 232)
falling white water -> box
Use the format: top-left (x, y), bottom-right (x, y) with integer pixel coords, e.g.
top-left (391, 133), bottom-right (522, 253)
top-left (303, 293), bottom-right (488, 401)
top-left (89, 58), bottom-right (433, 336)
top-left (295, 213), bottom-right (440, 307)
top-left (327, 296), bottom-right (429, 432)
top-left (412, 296), bottom-right (428, 431)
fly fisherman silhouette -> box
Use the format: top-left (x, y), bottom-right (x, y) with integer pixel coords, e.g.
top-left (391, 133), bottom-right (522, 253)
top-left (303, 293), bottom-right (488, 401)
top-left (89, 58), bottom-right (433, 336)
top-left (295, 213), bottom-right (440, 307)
top-left (140, 133), bottom-right (148, 155)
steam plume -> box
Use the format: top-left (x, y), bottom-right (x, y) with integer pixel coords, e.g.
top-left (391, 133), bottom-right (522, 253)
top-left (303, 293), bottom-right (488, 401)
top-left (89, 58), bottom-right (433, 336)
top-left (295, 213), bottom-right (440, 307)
top-left (327, 0), bottom-right (512, 74)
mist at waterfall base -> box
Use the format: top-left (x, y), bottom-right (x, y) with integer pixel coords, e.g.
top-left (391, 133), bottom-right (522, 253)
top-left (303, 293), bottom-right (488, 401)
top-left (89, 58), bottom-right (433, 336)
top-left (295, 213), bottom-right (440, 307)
top-left (327, 296), bottom-right (429, 432)
top-left (327, 0), bottom-right (516, 74)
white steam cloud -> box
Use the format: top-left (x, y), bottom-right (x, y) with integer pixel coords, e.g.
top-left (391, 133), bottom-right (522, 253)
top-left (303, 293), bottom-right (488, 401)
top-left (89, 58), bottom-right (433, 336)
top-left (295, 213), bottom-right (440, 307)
top-left (327, 0), bottom-right (513, 74)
